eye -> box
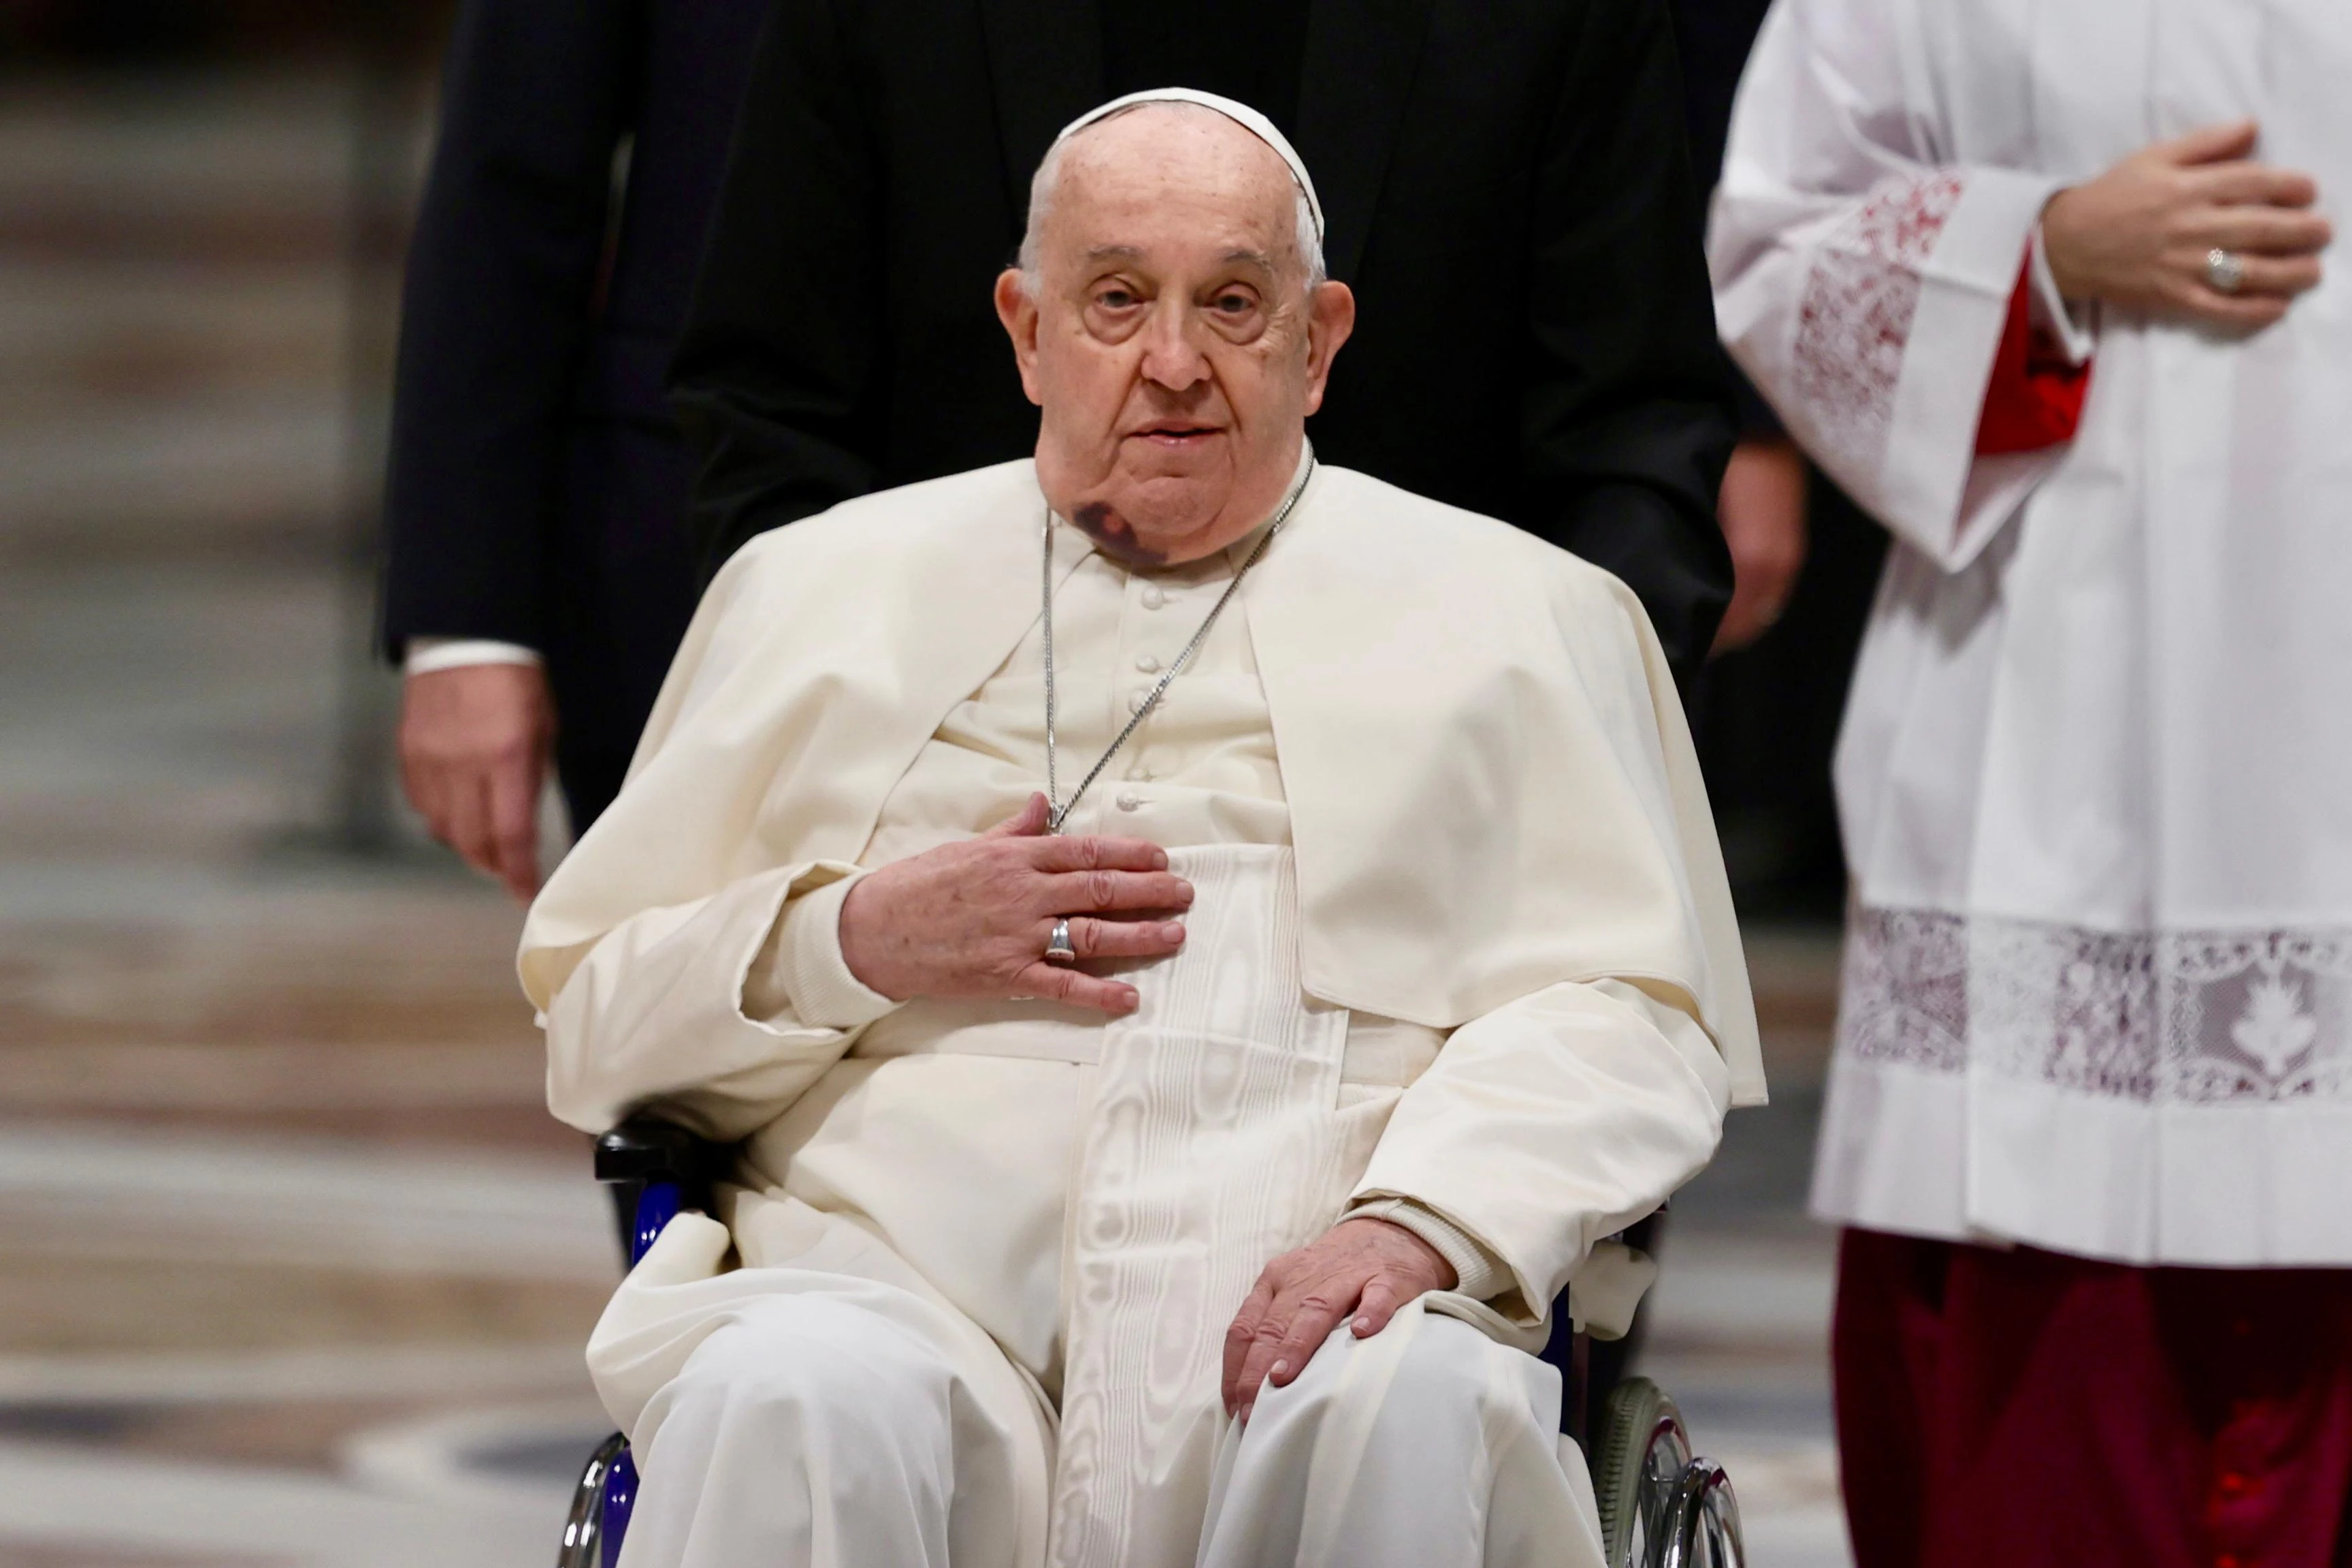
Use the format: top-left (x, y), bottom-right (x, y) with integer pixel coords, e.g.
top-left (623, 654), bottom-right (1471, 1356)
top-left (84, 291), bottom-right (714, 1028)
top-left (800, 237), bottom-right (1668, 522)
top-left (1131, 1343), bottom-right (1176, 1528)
top-left (1094, 284), bottom-right (1140, 310)
top-left (1213, 290), bottom-right (1256, 314)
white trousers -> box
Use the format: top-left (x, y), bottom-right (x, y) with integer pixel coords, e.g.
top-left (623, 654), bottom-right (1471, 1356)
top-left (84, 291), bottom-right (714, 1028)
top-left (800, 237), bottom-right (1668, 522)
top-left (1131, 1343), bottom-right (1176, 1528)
top-left (615, 1266), bottom-right (1604, 1568)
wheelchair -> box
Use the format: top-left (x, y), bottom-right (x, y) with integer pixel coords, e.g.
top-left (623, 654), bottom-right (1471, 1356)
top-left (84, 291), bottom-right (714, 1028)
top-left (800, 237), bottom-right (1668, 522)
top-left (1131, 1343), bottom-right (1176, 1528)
top-left (557, 1115), bottom-right (1744, 1568)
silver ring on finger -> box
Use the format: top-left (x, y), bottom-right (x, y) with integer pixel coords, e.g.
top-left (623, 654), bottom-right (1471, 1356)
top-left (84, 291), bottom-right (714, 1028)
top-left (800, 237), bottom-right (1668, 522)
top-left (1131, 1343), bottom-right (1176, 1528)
top-left (2206, 247), bottom-right (2247, 295)
top-left (1043, 917), bottom-right (1077, 964)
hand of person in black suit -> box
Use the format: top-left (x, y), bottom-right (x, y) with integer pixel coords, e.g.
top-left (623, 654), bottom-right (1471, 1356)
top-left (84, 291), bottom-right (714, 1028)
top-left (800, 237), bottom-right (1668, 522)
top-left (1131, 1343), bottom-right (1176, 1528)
top-left (1712, 437), bottom-right (1809, 653)
top-left (398, 664), bottom-right (555, 900)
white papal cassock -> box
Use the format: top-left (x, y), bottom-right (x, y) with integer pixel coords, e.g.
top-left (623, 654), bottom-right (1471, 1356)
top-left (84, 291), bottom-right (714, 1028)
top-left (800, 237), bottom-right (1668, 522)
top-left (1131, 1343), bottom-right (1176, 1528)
top-left (520, 459), bottom-right (1764, 1567)
top-left (1711, 0), bottom-right (2352, 1266)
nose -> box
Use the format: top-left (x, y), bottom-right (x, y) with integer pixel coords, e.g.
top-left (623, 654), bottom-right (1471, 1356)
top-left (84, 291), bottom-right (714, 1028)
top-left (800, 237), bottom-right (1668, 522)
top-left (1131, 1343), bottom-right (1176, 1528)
top-left (1137, 300), bottom-right (1211, 393)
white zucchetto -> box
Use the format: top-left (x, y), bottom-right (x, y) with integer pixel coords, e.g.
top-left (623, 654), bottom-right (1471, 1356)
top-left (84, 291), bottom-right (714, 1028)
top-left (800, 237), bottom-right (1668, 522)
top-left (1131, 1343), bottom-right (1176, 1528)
top-left (1047, 87), bottom-right (1326, 244)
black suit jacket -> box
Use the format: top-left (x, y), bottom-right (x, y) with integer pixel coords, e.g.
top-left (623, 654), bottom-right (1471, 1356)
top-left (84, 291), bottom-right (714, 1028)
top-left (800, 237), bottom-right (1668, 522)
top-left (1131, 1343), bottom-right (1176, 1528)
top-left (672, 0), bottom-right (1739, 671)
top-left (380, 0), bottom-right (769, 823)
top-left (1669, 0), bottom-right (1780, 437)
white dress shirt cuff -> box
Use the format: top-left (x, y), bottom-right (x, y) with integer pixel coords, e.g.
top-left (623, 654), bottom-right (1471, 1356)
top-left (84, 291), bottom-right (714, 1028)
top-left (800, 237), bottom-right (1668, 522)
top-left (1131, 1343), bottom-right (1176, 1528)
top-left (750, 872), bottom-right (902, 1032)
top-left (1343, 1197), bottom-right (1509, 1303)
top-left (403, 637), bottom-right (545, 676)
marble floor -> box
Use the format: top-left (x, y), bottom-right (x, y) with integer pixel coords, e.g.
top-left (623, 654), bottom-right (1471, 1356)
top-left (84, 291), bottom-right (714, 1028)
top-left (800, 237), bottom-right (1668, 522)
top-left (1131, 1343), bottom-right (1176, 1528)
top-left (0, 65), bottom-right (1855, 1567)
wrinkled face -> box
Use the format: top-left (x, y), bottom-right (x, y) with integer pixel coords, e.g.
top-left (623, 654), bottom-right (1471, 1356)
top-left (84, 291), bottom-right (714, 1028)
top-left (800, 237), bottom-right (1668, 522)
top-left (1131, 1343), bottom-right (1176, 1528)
top-left (994, 105), bottom-right (1355, 565)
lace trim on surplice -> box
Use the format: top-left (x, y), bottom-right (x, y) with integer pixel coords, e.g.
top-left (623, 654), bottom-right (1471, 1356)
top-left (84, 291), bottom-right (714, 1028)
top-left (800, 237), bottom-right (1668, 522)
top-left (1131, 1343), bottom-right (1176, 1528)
top-left (1838, 906), bottom-right (2352, 1105)
top-left (1790, 172), bottom-right (1967, 479)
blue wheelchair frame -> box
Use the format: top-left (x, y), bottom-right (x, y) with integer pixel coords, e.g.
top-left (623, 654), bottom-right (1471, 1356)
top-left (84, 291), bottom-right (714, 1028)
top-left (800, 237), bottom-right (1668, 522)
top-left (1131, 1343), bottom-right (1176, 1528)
top-left (559, 1117), bottom-right (714, 1568)
top-left (558, 1117), bottom-right (1737, 1568)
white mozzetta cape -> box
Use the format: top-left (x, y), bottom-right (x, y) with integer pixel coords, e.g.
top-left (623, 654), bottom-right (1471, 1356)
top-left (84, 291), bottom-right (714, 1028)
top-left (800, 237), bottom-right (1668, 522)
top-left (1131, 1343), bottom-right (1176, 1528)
top-left (1712, 0), bottom-right (2352, 1264)
top-left (522, 459), bottom-right (1761, 1105)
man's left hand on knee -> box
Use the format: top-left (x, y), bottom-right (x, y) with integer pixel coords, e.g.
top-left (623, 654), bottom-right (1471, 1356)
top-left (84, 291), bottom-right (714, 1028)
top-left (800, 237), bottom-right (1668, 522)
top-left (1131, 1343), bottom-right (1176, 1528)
top-left (1221, 1218), bottom-right (1455, 1422)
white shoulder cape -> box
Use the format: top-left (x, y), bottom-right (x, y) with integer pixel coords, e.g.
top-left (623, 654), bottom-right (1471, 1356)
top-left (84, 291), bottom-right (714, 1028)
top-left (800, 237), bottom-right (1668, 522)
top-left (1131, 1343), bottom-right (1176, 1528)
top-left (521, 460), bottom-right (1763, 1106)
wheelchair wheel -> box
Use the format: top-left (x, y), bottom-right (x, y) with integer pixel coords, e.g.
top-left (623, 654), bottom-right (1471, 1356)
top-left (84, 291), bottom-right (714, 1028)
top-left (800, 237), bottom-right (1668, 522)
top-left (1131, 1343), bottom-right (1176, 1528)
top-left (558, 1431), bottom-right (629, 1568)
top-left (1659, 1457), bottom-right (1744, 1568)
top-left (1592, 1375), bottom-right (1691, 1568)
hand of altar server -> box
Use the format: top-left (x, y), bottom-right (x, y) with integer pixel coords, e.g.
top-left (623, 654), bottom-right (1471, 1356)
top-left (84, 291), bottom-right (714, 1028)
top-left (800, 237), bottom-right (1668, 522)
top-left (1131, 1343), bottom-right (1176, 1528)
top-left (838, 793), bottom-right (1193, 1014)
top-left (397, 663), bottom-right (553, 902)
top-left (1222, 1217), bottom-right (1458, 1423)
top-left (2042, 118), bottom-right (2331, 331)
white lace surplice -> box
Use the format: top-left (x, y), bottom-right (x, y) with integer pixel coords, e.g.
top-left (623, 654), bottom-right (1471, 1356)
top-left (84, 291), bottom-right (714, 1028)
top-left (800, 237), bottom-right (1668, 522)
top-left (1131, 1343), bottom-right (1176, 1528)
top-left (1713, 0), bottom-right (2352, 1264)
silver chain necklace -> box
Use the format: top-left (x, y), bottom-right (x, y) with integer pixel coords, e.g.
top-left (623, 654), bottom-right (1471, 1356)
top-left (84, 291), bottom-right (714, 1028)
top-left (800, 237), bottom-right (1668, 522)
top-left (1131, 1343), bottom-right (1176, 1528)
top-left (1042, 463), bottom-right (1313, 832)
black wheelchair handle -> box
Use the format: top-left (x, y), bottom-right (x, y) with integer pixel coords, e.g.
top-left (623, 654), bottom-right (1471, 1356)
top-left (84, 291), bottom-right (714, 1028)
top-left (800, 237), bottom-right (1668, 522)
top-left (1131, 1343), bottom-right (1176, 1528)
top-left (595, 1113), bottom-right (725, 1193)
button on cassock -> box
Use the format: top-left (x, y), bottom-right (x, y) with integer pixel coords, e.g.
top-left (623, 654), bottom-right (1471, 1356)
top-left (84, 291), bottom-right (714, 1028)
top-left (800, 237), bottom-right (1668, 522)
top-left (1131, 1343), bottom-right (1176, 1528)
top-left (1134, 653), bottom-right (1161, 673)
top-left (1115, 791), bottom-right (1141, 811)
top-left (1139, 584), bottom-right (1166, 610)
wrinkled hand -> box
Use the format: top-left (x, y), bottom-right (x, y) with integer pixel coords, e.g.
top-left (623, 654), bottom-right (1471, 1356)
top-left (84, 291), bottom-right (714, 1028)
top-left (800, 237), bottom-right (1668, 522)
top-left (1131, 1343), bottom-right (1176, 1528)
top-left (1222, 1217), bottom-right (1456, 1422)
top-left (1712, 438), bottom-right (1810, 655)
top-left (2042, 118), bottom-right (2331, 331)
top-left (838, 794), bottom-right (1192, 1014)
top-left (397, 662), bottom-right (555, 902)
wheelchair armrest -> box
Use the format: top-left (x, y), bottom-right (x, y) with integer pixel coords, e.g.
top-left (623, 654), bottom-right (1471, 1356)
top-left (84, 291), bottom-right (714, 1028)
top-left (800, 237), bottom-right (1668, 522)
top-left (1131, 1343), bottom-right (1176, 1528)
top-left (594, 1114), bottom-right (731, 1267)
top-left (594, 1113), bottom-right (725, 1207)
top-left (1548, 1208), bottom-right (1666, 1450)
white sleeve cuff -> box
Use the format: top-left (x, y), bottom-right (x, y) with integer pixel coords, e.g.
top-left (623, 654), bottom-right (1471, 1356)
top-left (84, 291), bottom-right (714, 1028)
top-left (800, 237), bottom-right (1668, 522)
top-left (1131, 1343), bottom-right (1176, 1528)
top-left (746, 872), bottom-right (903, 1032)
top-left (404, 637), bottom-right (544, 676)
top-left (1345, 1197), bottom-right (1509, 1302)
top-left (1876, 164), bottom-right (2069, 574)
top-left (2026, 223), bottom-right (2096, 364)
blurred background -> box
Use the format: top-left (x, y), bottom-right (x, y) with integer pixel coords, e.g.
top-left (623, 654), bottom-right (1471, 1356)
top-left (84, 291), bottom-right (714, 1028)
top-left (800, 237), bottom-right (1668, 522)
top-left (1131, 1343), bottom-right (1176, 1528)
top-left (0, 3), bottom-right (1856, 1563)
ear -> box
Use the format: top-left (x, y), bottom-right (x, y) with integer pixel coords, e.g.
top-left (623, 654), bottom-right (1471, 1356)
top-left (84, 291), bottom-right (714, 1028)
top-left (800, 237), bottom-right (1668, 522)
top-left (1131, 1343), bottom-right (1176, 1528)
top-left (1301, 280), bottom-right (1356, 417)
top-left (995, 270), bottom-right (1046, 407)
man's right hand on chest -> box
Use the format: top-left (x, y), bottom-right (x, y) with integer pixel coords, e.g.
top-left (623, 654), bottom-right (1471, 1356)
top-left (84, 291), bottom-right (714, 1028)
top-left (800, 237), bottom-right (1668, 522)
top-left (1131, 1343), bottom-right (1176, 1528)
top-left (836, 793), bottom-right (1192, 1015)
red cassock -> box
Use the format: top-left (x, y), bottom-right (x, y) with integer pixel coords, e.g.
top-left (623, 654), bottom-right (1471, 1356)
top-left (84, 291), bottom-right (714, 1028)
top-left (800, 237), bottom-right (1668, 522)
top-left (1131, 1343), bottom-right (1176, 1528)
top-left (1834, 1229), bottom-right (2352, 1568)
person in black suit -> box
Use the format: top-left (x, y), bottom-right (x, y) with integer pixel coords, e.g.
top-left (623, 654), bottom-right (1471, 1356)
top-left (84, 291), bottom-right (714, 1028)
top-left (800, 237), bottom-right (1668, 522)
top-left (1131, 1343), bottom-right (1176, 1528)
top-left (672, 0), bottom-right (1739, 673)
top-left (380, 0), bottom-right (769, 898)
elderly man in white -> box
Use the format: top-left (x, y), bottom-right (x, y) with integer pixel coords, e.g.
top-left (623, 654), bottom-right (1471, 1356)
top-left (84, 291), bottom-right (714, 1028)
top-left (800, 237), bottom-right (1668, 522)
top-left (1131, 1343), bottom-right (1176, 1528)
top-left (520, 89), bottom-right (1763, 1568)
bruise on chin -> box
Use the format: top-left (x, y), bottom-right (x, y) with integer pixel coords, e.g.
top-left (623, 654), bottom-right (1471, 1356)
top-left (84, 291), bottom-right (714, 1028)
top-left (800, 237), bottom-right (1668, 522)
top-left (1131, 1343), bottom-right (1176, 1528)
top-left (1073, 502), bottom-right (1169, 566)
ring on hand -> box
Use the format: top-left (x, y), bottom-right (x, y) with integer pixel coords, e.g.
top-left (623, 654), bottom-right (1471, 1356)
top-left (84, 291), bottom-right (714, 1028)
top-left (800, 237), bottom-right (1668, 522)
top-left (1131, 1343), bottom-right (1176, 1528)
top-left (1043, 917), bottom-right (1077, 964)
top-left (2206, 247), bottom-right (2247, 295)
